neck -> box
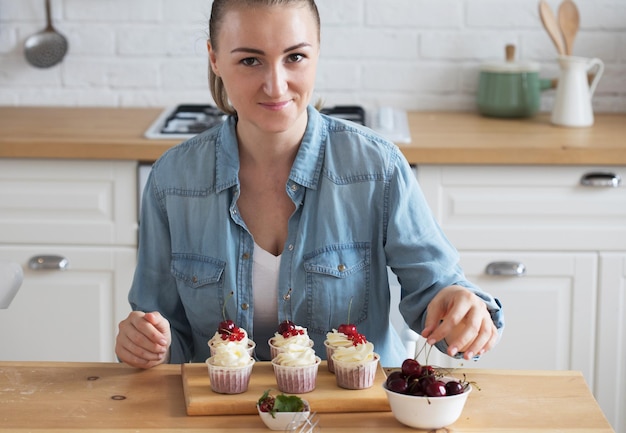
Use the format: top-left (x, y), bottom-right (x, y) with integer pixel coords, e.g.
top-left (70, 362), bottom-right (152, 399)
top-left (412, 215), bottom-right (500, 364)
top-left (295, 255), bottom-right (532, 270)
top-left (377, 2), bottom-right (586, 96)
top-left (236, 111), bottom-right (308, 168)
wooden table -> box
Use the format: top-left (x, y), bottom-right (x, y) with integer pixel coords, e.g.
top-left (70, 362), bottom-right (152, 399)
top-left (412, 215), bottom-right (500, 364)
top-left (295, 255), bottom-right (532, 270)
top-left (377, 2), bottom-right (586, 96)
top-left (0, 361), bottom-right (614, 432)
top-left (0, 107), bottom-right (625, 165)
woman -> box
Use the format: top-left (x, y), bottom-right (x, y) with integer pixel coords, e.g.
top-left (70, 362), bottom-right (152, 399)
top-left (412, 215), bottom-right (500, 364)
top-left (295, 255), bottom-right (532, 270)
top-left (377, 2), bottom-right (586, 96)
top-left (115, 0), bottom-right (503, 369)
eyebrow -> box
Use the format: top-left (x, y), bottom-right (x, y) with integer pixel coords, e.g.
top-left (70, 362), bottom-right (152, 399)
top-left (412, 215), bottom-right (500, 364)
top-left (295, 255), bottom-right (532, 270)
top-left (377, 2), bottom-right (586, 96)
top-left (230, 42), bottom-right (312, 55)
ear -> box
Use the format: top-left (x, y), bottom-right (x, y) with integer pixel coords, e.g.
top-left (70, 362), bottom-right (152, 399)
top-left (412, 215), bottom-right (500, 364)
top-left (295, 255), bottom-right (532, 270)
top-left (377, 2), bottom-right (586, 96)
top-left (207, 40), bottom-right (219, 76)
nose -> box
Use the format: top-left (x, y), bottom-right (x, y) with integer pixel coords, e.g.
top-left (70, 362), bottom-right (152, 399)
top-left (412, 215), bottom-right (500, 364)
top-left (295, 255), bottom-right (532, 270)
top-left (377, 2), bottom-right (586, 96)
top-left (263, 64), bottom-right (288, 97)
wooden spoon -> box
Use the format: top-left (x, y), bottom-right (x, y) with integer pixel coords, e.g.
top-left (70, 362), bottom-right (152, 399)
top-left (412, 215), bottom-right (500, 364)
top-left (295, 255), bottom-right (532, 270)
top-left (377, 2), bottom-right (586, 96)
top-left (558, 0), bottom-right (580, 55)
top-left (539, 0), bottom-right (566, 56)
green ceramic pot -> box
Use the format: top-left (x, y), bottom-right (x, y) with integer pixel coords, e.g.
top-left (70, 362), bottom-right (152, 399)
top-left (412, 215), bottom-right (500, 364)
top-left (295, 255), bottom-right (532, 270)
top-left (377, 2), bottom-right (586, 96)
top-left (477, 60), bottom-right (552, 118)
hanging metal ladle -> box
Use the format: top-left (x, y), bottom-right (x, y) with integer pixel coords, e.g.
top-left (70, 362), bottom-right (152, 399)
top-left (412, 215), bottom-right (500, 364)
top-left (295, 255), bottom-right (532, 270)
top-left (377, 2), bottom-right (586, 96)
top-left (24, 0), bottom-right (68, 68)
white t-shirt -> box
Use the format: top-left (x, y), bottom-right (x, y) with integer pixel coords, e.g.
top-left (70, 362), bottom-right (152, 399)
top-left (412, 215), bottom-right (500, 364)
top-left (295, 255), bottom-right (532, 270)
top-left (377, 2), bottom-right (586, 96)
top-left (252, 242), bottom-right (281, 360)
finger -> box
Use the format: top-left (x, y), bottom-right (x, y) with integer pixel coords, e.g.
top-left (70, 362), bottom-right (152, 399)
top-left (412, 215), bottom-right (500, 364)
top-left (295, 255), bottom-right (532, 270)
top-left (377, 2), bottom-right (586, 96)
top-left (116, 344), bottom-right (163, 369)
top-left (422, 301), bottom-right (447, 341)
top-left (445, 306), bottom-right (486, 356)
top-left (144, 312), bottom-right (170, 344)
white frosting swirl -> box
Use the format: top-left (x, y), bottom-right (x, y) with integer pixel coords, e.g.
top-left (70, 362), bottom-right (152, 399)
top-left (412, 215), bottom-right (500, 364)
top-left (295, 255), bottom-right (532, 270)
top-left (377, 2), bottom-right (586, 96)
top-left (325, 329), bottom-right (354, 348)
top-left (209, 341), bottom-right (252, 367)
top-left (272, 344), bottom-right (317, 366)
top-left (332, 342), bottom-right (375, 363)
top-left (208, 328), bottom-right (249, 349)
top-left (271, 326), bottom-right (311, 348)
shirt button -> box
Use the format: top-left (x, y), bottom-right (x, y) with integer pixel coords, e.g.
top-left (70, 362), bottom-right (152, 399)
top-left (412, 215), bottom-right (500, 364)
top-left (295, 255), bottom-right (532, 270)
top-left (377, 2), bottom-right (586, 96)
top-left (241, 303), bottom-right (249, 310)
top-left (290, 184), bottom-right (298, 192)
top-left (192, 276), bottom-right (198, 283)
top-left (242, 252), bottom-right (250, 260)
top-left (288, 244), bottom-right (294, 251)
top-left (337, 264), bottom-right (347, 272)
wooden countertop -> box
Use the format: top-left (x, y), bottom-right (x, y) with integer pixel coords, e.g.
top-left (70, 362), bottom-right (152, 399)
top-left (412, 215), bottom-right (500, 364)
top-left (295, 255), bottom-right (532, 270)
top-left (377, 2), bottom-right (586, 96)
top-left (0, 106), bottom-right (625, 165)
top-left (0, 361), bottom-right (614, 432)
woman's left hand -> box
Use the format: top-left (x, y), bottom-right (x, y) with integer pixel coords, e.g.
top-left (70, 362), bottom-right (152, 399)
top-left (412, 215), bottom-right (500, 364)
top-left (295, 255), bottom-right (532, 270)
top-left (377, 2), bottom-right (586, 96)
top-left (421, 285), bottom-right (499, 360)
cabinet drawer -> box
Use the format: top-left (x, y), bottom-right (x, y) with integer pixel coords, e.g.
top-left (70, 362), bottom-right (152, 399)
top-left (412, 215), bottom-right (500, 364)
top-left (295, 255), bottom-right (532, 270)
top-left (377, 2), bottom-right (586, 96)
top-left (0, 246), bottom-right (135, 362)
top-left (456, 251), bottom-right (597, 386)
top-left (417, 165), bottom-right (626, 251)
top-left (0, 159), bottom-right (137, 246)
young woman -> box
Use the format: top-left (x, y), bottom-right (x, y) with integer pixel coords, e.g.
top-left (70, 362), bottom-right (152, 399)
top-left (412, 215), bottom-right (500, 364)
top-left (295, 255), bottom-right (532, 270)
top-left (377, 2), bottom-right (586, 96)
top-left (115, 0), bottom-right (503, 368)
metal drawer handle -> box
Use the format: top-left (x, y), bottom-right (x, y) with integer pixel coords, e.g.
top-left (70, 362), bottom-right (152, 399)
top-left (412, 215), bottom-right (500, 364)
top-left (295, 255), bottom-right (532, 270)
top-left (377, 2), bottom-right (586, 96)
top-left (485, 261), bottom-right (526, 277)
top-left (28, 255), bottom-right (69, 271)
top-left (580, 172), bottom-right (621, 188)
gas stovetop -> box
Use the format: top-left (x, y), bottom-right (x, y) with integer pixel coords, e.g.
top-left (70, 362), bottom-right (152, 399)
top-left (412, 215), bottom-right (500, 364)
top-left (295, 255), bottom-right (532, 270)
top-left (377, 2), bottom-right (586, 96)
top-left (144, 103), bottom-right (367, 140)
top-left (144, 103), bottom-right (410, 143)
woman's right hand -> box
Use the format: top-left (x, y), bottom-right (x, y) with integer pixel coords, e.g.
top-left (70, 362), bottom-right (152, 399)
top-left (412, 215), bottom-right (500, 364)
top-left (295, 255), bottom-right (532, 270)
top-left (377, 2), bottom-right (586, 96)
top-left (115, 311), bottom-right (171, 369)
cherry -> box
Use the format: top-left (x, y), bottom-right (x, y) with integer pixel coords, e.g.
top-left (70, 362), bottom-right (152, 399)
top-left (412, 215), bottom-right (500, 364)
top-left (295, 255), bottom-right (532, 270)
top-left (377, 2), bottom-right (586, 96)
top-left (386, 377), bottom-right (408, 394)
top-left (421, 364), bottom-right (435, 378)
top-left (386, 371), bottom-right (405, 382)
top-left (445, 380), bottom-right (465, 396)
top-left (218, 319), bottom-right (236, 335)
top-left (338, 296), bottom-right (358, 336)
top-left (425, 380), bottom-right (447, 397)
top-left (338, 323), bottom-right (357, 336)
top-left (407, 380), bottom-right (426, 396)
top-left (401, 358), bottom-right (422, 377)
top-left (277, 320), bottom-right (296, 335)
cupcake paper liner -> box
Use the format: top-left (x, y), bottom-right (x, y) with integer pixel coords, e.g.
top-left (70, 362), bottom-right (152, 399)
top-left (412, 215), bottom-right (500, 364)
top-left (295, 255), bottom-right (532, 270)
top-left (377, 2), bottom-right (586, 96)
top-left (324, 340), bottom-right (336, 373)
top-left (332, 353), bottom-right (380, 390)
top-left (206, 358), bottom-right (255, 394)
top-left (271, 356), bottom-right (321, 394)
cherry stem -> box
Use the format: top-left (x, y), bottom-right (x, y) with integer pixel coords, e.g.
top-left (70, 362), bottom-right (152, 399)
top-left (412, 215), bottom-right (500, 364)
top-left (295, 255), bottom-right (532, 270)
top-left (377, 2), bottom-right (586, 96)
top-left (282, 288), bottom-right (293, 320)
top-left (222, 291), bottom-right (234, 321)
top-left (347, 296), bottom-right (353, 324)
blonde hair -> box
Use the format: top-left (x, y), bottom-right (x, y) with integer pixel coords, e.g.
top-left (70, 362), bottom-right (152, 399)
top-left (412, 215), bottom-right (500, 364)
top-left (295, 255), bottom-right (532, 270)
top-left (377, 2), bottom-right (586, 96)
top-left (208, 0), bottom-right (320, 115)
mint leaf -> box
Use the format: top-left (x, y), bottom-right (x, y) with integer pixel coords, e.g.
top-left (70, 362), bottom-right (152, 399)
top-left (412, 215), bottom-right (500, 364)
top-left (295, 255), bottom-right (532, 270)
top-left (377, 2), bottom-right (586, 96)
top-left (274, 394), bottom-right (304, 413)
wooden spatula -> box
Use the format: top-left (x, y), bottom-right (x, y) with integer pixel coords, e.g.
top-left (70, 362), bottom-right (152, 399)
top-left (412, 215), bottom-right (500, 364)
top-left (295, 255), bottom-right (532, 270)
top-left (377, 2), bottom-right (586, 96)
top-left (558, 0), bottom-right (580, 55)
top-left (539, 0), bottom-right (566, 56)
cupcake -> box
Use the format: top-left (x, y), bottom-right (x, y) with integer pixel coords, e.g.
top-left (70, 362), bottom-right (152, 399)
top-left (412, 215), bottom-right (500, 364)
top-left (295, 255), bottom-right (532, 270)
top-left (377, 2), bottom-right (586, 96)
top-left (271, 343), bottom-right (321, 394)
top-left (210, 292), bottom-right (256, 357)
top-left (268, 320), bottom-right (314, 359)
top-left (331, 334), bottom-right (379, 390)
top-left (206, 341), bottom-right (255, 394)
top-left (324, 329), bottom-right (355, 373)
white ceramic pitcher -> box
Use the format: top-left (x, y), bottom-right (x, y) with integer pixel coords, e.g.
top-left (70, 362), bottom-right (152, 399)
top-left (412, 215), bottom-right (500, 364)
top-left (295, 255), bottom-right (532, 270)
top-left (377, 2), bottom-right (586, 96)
top-left (551, 56), bottom-right (604, 127)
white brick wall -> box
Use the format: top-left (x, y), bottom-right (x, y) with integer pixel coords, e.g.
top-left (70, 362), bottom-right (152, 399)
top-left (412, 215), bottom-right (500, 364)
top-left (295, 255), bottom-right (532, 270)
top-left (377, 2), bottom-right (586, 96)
top-left (0, 0), bottom-right (624, 112)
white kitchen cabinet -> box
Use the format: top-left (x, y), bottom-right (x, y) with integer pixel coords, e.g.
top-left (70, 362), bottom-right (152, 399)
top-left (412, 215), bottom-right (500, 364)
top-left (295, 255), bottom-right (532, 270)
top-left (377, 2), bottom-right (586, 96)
top-left (0, 246), bottom-right (135, 362)
top-left (415, 164), bottom-right (625, 432)
top-left (0, 159), bottom-right (137, 362)
top-left (595, 253), bottom-right (626, 433)
top-left (451, 252), bottom-right (597, 382)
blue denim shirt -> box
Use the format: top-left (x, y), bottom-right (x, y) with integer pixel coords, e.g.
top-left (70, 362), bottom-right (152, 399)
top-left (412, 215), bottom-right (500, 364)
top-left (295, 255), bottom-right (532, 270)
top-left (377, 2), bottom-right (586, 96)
top-left (130, 105), bottom-right (504, 367)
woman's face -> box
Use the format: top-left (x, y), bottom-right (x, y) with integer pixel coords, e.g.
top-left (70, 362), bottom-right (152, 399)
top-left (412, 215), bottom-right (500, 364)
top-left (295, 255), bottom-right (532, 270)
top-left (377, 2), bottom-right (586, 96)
top-left (208, 4), bottom-right (320, 137)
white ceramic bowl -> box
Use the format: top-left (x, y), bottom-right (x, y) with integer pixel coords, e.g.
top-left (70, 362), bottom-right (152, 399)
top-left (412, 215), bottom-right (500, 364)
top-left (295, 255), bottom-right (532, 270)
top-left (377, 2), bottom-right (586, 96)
top-left (383, 377), bottom-right (472, 430)
top-left (256, 401), bottom-right (311, 431)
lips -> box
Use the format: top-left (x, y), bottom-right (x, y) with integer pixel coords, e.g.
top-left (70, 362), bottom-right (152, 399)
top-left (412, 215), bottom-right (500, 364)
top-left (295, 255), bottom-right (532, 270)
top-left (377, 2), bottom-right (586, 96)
top-left (260, 100), bottom-right (292, 111)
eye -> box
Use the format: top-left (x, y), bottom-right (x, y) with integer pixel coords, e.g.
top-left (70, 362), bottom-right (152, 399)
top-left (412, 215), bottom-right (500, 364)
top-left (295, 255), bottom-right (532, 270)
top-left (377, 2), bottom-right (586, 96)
top-left (240, 57), bottom-right (260, 67)
top-left (286, 53), bottom-right (305, 63)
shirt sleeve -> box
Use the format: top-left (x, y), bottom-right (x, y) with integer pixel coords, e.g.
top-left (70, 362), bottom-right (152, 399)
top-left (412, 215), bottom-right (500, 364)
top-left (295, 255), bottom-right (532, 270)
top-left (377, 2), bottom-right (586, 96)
top-left (128, 165), bottom-right (193, 363)
top-left (382, 148), bottom-right (504, 354)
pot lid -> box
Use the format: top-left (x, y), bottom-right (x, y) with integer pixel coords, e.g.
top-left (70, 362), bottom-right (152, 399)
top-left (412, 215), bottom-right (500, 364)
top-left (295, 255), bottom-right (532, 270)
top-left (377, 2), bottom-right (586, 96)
top-left (481, 44), bottom-right (540, 73)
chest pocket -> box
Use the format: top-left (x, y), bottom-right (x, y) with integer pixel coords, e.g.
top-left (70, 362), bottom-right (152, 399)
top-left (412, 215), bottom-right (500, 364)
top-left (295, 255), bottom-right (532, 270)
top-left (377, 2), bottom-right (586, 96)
top-left (171, 254), bottom-right (225, 289)
top-left (303, 242), bottom-right (370, 334)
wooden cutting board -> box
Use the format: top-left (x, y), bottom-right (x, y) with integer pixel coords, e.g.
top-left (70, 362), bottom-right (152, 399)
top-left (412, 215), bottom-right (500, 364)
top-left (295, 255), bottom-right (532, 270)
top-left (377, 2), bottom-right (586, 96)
top-left (181, 361), bottom-right (391, 416)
